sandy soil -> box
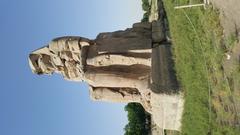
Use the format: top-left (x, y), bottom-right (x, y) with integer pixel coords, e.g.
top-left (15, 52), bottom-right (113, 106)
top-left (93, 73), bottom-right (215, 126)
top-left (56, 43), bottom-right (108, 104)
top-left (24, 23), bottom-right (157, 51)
top-left (211, 0), bottom-right (240, 74)
top-left (210, 0), bottom-right (240, 38)
top-left (212, 0), bottom-right (240, 125)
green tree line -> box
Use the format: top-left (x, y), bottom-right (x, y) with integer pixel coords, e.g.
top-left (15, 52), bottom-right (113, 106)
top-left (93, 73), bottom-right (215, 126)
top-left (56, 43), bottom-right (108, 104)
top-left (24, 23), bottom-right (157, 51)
top-left (141, 0), bottom-right (150, 22)
top-left (124, 103), bottom-right (151, 135)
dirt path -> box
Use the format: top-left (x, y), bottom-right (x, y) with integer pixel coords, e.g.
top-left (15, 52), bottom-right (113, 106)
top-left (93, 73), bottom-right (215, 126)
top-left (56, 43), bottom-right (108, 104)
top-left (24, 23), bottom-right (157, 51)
top-left (210, 0), bottom-right (240, 38)
top-left (210, 0), bottom-right (240, 74)
top-left (211, 0), bottom-right (240, 126)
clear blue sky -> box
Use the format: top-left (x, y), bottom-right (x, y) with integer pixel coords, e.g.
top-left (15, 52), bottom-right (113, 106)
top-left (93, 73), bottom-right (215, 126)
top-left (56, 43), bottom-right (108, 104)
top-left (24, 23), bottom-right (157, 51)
top-left (0, 0), bottom-right (144, 135)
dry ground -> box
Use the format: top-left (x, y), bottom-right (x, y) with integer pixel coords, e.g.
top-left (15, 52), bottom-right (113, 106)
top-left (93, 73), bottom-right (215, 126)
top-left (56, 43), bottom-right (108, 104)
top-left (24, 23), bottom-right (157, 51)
top-left (210, 0), bottom-right (240, 37)
top-left (211, 0), bottom-right (240, 124)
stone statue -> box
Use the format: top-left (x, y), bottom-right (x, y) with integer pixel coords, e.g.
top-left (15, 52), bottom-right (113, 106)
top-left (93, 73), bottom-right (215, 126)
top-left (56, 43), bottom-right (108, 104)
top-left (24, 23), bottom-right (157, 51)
top-left (29, 22), bottom-right (165, 112)
top-left (29, 21), bottom-right (183, 131)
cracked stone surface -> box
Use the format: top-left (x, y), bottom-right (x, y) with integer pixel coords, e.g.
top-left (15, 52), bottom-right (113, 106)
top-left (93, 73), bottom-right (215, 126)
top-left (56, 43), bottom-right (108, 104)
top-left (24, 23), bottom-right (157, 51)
top-left (29, 21), bottom-right (183, 131)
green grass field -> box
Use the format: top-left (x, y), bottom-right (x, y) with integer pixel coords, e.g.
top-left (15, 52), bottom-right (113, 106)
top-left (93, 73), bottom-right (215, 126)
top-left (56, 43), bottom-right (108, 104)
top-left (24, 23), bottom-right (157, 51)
top-left (162, 0), bottom-right (240, 134)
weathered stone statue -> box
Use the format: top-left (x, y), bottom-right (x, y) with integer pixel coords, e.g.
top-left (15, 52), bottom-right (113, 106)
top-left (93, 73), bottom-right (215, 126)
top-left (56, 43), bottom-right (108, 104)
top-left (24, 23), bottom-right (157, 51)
top-left (29, 22), bottom-right (158, 110)
top-left (29, 21), bottom-right (183, 131)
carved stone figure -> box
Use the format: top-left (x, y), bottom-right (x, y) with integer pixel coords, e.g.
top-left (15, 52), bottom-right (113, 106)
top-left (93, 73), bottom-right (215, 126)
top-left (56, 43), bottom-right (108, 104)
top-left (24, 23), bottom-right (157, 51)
top-left (29, 21), bottom-right (183, 131)
top-left (29, 22), bottom-right (158, 111)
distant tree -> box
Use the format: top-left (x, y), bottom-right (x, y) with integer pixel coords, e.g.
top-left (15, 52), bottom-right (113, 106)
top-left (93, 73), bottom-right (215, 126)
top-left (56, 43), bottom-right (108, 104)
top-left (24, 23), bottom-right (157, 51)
top-left (124, 103), bottom-right (150, 135)
top-left (142, 0), bottom-right (150, 12)
top-left (141, 12), bottom-right (149, 22)
top-left (141, 0), bottom-right (150, 22)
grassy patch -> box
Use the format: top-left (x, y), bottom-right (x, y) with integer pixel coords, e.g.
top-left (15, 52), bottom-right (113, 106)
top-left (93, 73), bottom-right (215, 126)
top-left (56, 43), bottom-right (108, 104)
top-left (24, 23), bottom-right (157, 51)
top-left (225, 34), bottom-right (238, 52)
top-left (162, 0), bottom-right (240, 134)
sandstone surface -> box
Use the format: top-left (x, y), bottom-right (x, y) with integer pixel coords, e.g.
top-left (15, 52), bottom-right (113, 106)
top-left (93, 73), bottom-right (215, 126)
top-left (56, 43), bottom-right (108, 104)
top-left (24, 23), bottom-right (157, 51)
top-left (29, 21), bottom-right (183, 131)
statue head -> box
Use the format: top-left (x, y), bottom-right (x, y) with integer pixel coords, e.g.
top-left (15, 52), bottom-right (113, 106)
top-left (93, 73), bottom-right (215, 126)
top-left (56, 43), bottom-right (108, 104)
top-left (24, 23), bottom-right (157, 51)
top-left (29, 47), bottom-right (56, 75)
top-left (29, 36), bottom-right (90, 81)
